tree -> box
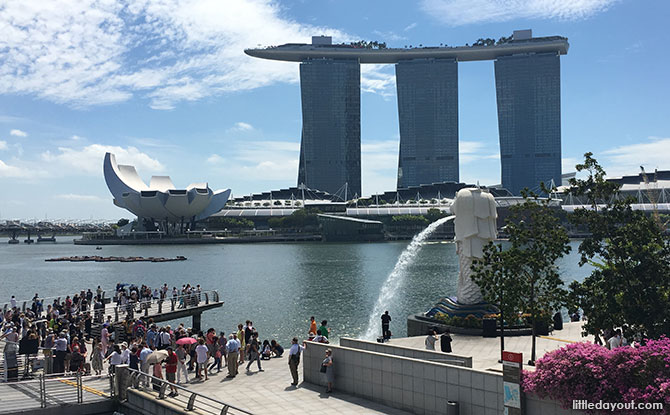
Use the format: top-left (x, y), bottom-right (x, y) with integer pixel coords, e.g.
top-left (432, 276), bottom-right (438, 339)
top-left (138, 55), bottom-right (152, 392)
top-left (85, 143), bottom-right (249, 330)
top-left (568, 154), bottom-right (670, 340)
top-left (509, 188), bottom-right (571, 364)
top-left (116, 218), bottom-right (130, 227)
top-left (426, 208), bottom-right (447, 223)
top-left (471, 242), bottom-right (523, 361)
top-left (474, 186), bottom-right (570, 364)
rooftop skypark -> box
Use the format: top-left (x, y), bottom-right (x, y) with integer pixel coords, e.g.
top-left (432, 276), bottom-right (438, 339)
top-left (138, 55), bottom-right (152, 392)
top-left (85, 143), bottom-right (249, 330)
top-left (244, 30), bottom-right (569, 63)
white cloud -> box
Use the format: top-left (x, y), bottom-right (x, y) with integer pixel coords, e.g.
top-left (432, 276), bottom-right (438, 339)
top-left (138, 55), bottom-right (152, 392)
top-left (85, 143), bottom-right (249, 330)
top-left (361, 139), bottom-right (398, 195)
top-left (10, 129), bottom-right (28, 137)
top-left (602, 137), bottom-right (670, 177)
top-left (562, 157), bottom-right (580, 173)
top-left (0, 141), bottom-right (6, 150)
top-left (420, 0), bottom-right (618, 25)
top-left (404, 23), bottom-right (417, 32)
top-left (207, 154), bottom-right (224, 164)
top-left (1, 0), bottom-right (389, 109)
top-left (41, 144), bottom-right (164, 175)
top-left (460, 140), bottom-right (499, 163)
top-left (210, 140), bottom-right (299, 184)
top-left (0, 159), bottom-right (41, 178)
top-left (232, 122), bottom-right (254, 132)
top-left (54, 194), bottom-right (105, 202)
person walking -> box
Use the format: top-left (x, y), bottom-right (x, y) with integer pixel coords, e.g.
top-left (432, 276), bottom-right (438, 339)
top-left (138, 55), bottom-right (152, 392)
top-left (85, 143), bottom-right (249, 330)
top-left (381, 311), bottom-right (392, 341)
top-left (175, 343), bottom-right (189, 384)
top-left (195, 338), bottom-right (209, 381)
top-left (139, 342), bottom-right (153, 386)
top-left (90, 341), bottom-right (104, 375)
top-left (226, 334), bottom-right (240, 378)
top-left (165, 347), bottom-right (179, 397)
top-left (321, 348), bottom-right (334, 393)
top-left (246, 332), bottom-right (263, 372)
top-left (288, 337), bottom-right (305, 386)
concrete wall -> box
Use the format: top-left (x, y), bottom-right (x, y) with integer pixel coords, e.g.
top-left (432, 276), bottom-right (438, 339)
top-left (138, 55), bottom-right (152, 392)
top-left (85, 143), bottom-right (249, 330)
top-left (340, 337), bottom-right (472, 367)
top-left (123, 389), bottom-right (191, 415)
top-left (303, 341), bottom-right (583, 415)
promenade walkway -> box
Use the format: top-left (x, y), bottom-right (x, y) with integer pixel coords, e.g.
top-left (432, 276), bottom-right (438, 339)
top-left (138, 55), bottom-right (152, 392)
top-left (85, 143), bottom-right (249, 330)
top-left (134, 352), bottom-right (411, 415)
top-left (392, 320), bottom-right (593, 371)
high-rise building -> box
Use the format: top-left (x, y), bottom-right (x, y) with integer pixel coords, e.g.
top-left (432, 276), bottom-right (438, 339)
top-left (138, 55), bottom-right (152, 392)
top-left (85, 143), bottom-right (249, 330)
top-left (495, 52), bottom-right (562, 195)
top-left (297, 59), bottom-right (361, 198)
top-left (396, 58), bottom-right (459, 188)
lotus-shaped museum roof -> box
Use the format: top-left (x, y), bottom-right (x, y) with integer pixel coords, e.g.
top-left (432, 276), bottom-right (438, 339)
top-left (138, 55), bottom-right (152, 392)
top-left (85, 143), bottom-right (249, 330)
top-left (103, 152), bottom-right (231, 222)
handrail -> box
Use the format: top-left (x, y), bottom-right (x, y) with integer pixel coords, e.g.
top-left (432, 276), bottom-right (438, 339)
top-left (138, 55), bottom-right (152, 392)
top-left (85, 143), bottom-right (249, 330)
top-left (1, 289), bottom-right (220, 324)
top-left (108, 290), bottom-right (220, 323)
top-left (124, 367), bottom-right (253, 414)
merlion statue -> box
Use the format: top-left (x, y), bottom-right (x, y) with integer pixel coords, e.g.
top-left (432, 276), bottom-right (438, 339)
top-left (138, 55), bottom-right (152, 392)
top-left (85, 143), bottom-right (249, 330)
top-left (449, 188), bottom-right (498, 305)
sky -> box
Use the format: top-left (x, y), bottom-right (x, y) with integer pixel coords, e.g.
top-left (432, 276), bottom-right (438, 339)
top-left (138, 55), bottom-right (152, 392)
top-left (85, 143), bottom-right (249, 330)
top-left (0, 0), bottom-right (669, 220)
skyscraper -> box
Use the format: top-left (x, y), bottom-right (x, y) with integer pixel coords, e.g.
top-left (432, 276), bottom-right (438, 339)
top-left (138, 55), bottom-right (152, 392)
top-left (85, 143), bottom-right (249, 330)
top-left (396, 58), bottom-right (459, 188)
top-left (297, 59), bottom-right (361, 198)
top-left (495, 52), bottom-right (562, 195)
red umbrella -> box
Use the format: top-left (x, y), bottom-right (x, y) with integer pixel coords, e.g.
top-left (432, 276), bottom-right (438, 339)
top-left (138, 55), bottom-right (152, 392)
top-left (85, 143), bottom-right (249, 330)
top-left (176, 337), bottom-right (197, 345)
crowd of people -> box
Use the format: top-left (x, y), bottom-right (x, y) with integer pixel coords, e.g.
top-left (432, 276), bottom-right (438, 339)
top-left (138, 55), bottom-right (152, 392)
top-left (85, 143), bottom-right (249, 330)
top-left (0, 286), bottom-right (336, 390)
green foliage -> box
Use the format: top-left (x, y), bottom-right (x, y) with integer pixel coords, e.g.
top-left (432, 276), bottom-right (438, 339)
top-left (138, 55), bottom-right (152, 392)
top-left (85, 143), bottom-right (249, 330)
top-left (390, 215), bottom-right (429, 227)
top-left (207, 217), bottom-right (254, 229)
top-left (425, 208), bottom-right (448, 223)
top-left (472, 185), bottom-right (571, 363)
top-left (567, 153), bottom-right (670, 339)
top-left (268, 208), bottom-right (321, 229)
top-left (348, 40), bottom-right (387, 49)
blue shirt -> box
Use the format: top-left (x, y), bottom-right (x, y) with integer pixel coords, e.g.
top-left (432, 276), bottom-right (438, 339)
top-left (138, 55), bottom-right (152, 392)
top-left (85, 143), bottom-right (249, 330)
top-left (146, 330), bottom-right (157, 348)
top-left (140, 347), bottom-right (153, 363)
top-left (227, 339), bottom-right (240, 353)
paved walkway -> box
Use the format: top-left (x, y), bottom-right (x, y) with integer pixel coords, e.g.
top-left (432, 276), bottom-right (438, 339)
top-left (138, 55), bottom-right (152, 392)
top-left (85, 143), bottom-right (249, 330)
top-left (182, 355), bottom-right (411, 415)
top-left (391, 320), bottom-right (594, 371)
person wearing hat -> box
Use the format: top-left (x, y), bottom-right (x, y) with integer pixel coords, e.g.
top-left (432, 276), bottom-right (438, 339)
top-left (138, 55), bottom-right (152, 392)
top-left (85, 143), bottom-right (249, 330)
top-left (120, 342), bottom-right (130, 365)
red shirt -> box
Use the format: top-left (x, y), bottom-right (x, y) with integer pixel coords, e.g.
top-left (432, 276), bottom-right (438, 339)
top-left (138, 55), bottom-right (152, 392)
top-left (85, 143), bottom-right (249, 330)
top-left (165, 353), bottom-right (178, 373)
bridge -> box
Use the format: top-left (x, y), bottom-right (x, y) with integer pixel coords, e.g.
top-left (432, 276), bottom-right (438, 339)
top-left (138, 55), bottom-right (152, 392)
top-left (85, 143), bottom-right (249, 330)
top-left (1, 220), bottom-right (114, 244)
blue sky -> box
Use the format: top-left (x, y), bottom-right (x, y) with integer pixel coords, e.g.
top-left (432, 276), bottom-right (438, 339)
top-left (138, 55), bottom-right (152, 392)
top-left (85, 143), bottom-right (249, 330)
top-left (0, 0), bottom-right (668, 220)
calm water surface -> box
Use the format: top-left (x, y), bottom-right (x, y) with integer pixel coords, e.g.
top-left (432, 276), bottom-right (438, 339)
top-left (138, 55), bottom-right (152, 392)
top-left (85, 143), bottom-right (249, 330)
top-left (0, 238), bottom-right (590, 345)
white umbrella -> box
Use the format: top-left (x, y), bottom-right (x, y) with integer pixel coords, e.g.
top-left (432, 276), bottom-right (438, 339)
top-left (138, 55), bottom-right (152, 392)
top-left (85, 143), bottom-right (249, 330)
top-left (146, 350), bottom-right (168, 365)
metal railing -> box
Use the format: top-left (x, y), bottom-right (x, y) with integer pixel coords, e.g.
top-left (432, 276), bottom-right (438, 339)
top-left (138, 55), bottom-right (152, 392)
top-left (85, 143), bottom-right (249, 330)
top-left (1, 290), bottom-right (108, 315)
top-left (122, 367), bottom-right (252, 415)
top-left (0, 372), bottom-right (112, 414)
top-left (109, 290), bottom-right (220, 323)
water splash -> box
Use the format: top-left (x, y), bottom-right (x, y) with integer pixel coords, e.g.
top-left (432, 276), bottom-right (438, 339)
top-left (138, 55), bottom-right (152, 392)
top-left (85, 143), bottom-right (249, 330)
top-left (363, 215), bottom-right (455, 340)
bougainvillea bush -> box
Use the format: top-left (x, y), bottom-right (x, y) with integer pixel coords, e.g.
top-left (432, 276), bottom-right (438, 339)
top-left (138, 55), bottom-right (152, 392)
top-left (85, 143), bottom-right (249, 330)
top-left (522, 338), bottom-right (670, 414)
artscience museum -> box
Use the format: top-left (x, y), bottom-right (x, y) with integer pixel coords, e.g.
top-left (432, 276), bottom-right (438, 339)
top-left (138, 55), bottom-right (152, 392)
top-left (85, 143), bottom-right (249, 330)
top-left (103, 152), bottom-right (231, 230)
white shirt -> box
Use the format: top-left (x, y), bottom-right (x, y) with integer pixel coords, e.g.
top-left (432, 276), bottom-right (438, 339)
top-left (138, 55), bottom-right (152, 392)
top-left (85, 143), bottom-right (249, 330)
top-left (121, 349), bottom-right (131, 364)
top-left (195, 344), bottom-right (209, 363)
top-left (425, 334), bottom-right (437, 350)
top-left (10, 298), bottom-right (16, 308)
top-left (109, 351), bottom-right (123, 365)
top-left (608, 335), bottom-right (621, 349)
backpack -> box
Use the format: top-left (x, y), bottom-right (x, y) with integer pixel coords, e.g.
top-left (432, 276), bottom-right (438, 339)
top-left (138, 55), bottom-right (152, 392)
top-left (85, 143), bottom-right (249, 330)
top-left (290, 348), bottom-right (300, 365)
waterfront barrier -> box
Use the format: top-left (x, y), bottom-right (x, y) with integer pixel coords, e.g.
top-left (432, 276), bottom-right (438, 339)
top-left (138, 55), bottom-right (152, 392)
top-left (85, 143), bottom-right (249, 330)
top-left (0, 372), bottom-right (114, 414)
top-left (339, 337), bottom-right (473, 367)
top-left (302, 340), bottom-right (583, 415)
top-left (115, 365), bottom-right (253, 415)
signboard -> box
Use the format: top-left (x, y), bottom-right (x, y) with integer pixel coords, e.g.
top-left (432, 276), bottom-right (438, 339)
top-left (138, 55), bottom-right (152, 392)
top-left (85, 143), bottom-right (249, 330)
top-left (502, 351), bottom-right (523, 415)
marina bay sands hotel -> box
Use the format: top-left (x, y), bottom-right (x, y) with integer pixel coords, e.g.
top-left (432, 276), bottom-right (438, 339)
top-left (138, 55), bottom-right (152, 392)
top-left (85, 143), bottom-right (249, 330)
top-left (245, 30), bottom-right (569, 197)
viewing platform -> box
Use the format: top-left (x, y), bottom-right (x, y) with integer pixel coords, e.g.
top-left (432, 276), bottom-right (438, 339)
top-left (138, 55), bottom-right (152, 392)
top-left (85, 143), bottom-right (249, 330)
top-left (2, 289), bottom-right (223, 333)
top-left (245, 36), bottom-right (569, 63)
